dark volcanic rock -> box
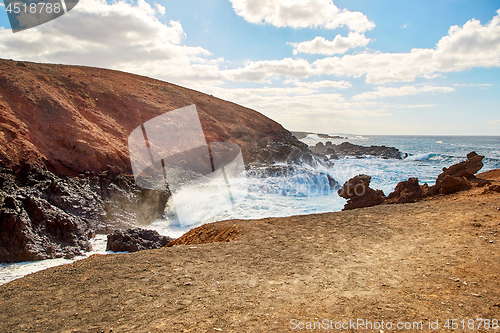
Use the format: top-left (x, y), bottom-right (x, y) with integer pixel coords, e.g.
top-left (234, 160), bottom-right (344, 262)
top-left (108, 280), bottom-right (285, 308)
top-left (331, 142), bottom-right (402, 159)
top-left (310, 141), bottom-right (402, 160)
top-left (0, 163), bottom-right (168, 263)
top-left (309, 142), bottom-right (339, 159)
top-left (338, 174), bottom-right (386, 210)
top-left (106, 228), bottom-right (172, 253)
top-left (386, 178), bottom-right (424, 204)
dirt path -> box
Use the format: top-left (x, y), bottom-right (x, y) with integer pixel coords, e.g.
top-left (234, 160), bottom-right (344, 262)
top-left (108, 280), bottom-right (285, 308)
top-left (1, 171), bottom-right (499, 332)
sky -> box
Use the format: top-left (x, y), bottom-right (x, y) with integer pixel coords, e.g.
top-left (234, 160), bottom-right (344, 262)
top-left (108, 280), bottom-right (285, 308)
top-left (0, 0), bottom-right (499, 135)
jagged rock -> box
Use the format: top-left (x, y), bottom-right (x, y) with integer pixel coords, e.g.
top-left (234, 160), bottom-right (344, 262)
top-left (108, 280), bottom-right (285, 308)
top-left (439, 151), bottom-right (484, 180)
top-left (0, 193), bottom-right (92, 262)
top-left (0, 163), bottom-right (168, 263)
top-left (437, 175), bottom-right (472, 195)
top-left (314, 142), bottom-right (402, 159)
top-left (427, 152), bottom-right (484, 196)
top-left (386, 178), bottom-right (424, 204)
top-left (338, 174), bottom-right (386, 210)
top-left (337, 152), bottom-right (488, 211)
top-left (106, 228), bottom-right (172, 253)
top-left (309, 142), bottom-right (339, 159)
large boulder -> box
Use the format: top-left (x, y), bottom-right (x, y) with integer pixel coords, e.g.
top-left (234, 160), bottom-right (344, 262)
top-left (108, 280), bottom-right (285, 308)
top-left (386, 178), bottom-right (424, 204)
top-left (106, 228), bottom-right (173, 253)
top-left (437, 175), bottom-right (472, 195)
top-left (338, 174), bottom-right (386, 210)
top-left (428, 152), bottom-right (484, 195)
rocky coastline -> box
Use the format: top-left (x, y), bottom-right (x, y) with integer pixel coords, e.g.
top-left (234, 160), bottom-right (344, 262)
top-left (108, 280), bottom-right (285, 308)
top-left (0, 59), bottom-right (325, 263)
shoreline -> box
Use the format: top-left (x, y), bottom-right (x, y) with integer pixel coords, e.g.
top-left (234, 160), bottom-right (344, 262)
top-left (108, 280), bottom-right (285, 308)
top-left (1, 169), bottom-right (499, 332)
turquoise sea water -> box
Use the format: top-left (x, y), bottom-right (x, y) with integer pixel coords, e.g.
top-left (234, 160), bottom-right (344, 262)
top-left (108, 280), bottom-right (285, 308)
top-left (1, 135), bottom-right (499, 285)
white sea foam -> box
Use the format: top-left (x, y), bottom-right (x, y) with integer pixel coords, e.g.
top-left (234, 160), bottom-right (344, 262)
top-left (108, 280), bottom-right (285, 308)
top-left (305, 133), bottom-right (321, 140)
top-left (405, 152), bottom-right (435, 161)
top-left (0, 235), bottom-right (109, 286)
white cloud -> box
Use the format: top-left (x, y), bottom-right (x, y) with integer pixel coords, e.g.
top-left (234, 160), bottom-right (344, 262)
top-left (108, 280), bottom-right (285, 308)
top-left (396, 104), bottom-right (437, 108)
top-left (224, 58), bottom-right (313, 82)
top-left (289, 32), bottom-right (371, 55)
top-left (155, 3), bottom-right (166, 15)
top-left (292, 80), bottom-right (352, 89)
top-left (0, 0), bottom-right (223, 87)
top-left (402, 23), bottom-right (409, 28)
top-left (489, 120), bottom-right (500, 124)
top-left (229, 10), bottom-right (500, 84)
top-left (315, 10), bottom-right (500, 83)
top-left (454, 83), bottom-right (492, 87)
top-left (352, 85), bottom-right (455, 100)
top-left (229, 0), bottom-right (375, 33)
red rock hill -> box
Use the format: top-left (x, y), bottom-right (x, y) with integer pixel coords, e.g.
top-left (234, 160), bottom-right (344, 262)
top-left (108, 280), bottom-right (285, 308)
top-left (0, 59), bottom-right (310, 177)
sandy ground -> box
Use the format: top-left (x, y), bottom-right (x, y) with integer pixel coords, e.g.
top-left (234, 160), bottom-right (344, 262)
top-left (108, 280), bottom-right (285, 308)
top-left (0, 170), bottom-right (499, 332)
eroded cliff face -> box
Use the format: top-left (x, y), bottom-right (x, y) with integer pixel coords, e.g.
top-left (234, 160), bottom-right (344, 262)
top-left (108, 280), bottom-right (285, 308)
top-left (0, 59), bottom-right (317, 262)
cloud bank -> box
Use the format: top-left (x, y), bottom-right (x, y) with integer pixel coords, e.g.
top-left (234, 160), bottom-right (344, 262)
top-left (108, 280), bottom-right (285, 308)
top-left (229, 0), bottom-right (375, 33)
top-left (0, 0), bottom-right (223, 86)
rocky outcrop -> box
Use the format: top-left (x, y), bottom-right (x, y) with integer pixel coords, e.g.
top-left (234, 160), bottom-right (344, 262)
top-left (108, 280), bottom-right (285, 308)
top-left (427, 152), bottom-right (484, 196)
top-left (338, 152), bottom-right (486, 211)
top-left (308, 142), bottom-right (339, 159)
top-left (106, 228), bottom-right (172, 253)
top-left (337, 174), bottom-right (386, 210)
top-left (385, 178), bottom-right (424, 204)
top-left (311, 142), bottom-right (402, 159)
top-left (0, 163), bottom-right (168, 262)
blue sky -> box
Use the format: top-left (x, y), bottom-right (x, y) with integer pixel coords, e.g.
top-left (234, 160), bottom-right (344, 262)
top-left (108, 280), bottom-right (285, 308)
top-left (1, 0), bottom-right (499, 135)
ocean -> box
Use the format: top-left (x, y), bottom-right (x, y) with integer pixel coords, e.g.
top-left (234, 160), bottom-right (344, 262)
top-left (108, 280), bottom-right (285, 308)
top-left (1, 135), bottom-right (499, 285)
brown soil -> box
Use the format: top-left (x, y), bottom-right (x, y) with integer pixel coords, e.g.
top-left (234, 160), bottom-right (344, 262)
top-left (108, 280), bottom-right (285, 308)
top-left (1, 170), bottom-right (499, 332)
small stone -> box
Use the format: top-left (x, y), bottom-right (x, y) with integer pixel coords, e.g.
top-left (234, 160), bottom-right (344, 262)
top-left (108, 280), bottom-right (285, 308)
top-left (472, 293), bottom-right (482, 297)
